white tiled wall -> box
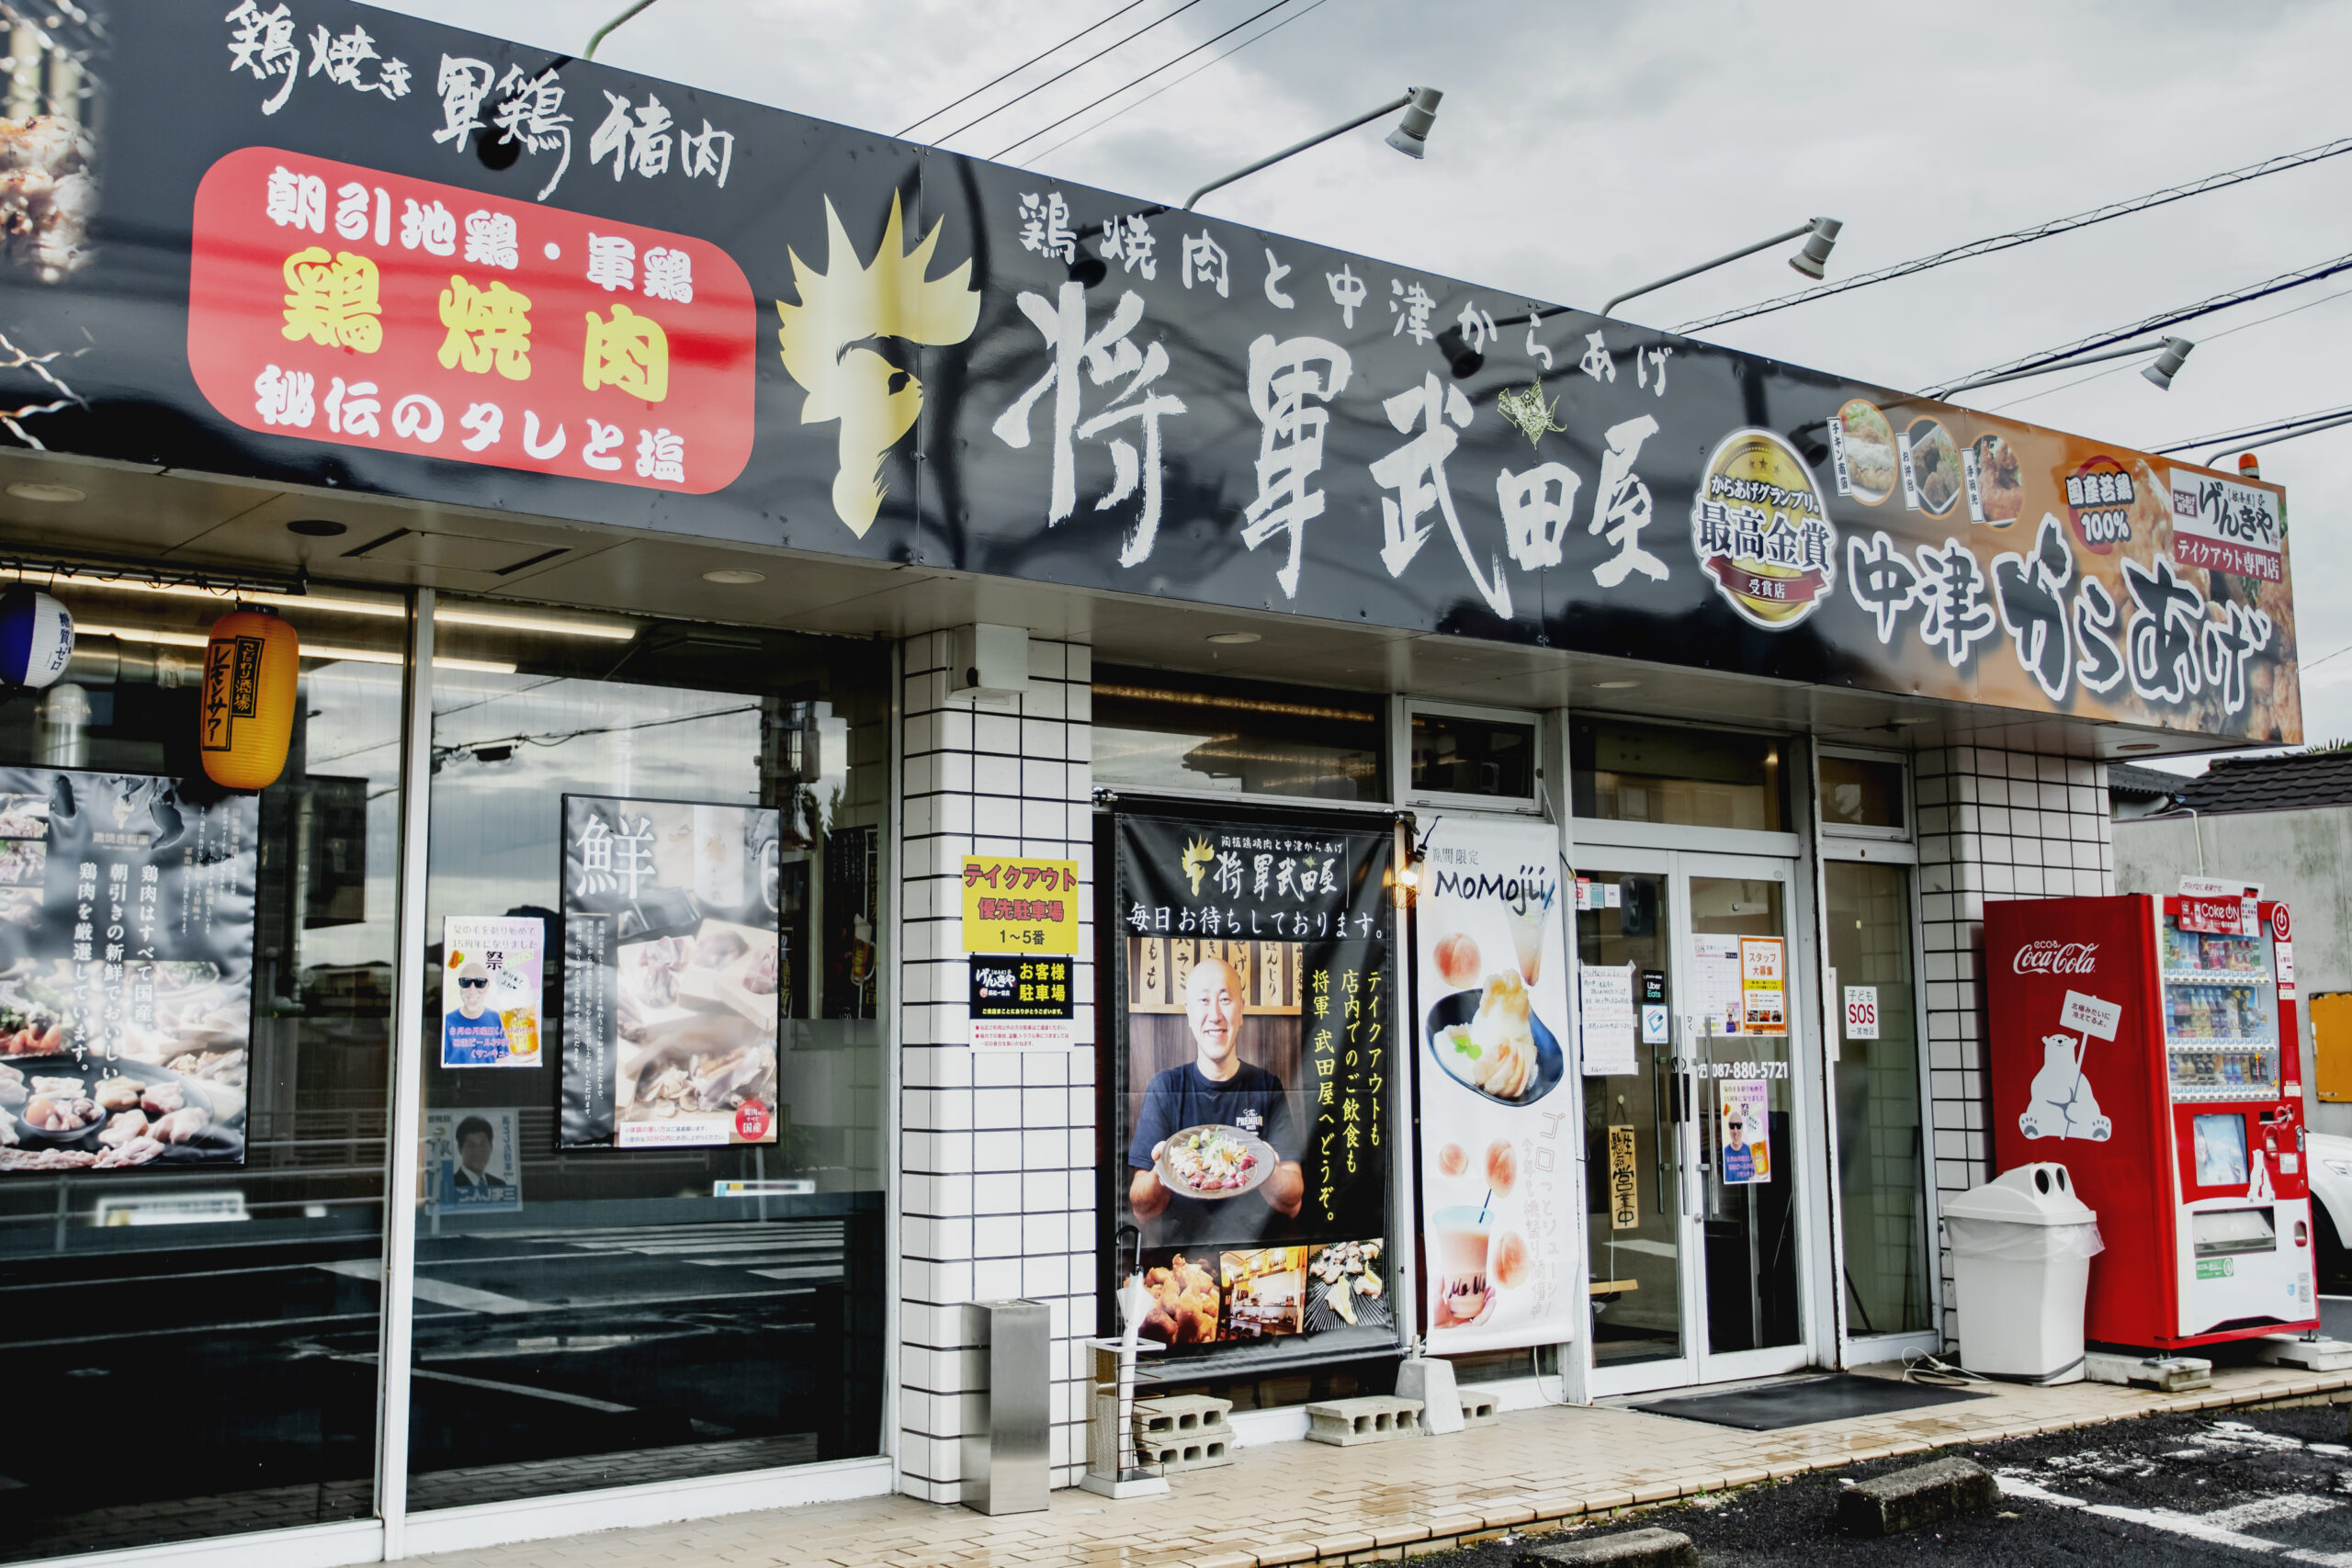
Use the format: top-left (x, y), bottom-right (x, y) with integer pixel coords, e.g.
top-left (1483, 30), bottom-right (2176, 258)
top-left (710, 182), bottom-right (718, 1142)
top-left (1914, 745), bottom-right (2114, 1343)
top-left (896, 632), bottom-right (1098, 1502)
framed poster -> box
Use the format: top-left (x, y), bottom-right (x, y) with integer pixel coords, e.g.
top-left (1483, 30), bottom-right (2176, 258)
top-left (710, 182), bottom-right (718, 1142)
top-left (1113, 813), bottom-right (1395, 1362)
top-left (559, 795), bottom-right (781, 1149)
top-left (0, 769), bottom-right (256, 1173)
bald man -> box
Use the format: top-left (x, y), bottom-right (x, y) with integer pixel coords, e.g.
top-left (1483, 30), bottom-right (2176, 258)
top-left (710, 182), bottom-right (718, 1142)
top-left (441, 958), bottom-right (511, 1066)
top-left (1128, 955), bottom-right (1306, 1245)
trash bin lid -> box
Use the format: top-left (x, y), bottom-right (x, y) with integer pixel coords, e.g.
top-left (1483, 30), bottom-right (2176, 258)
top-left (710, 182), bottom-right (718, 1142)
top-left (1942, 1161), bottom-right (2098, 1225)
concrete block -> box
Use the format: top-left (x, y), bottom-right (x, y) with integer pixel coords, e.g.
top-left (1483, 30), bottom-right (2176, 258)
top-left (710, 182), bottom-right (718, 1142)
top-left (2085, 1352), bottom-right (2211, 1392)
top-left (1133, 1393), bottom-right (1234, 1471)
top-left (1837, 1457), bottom-right (1999, 1538)
top-left (2257, 1336), bottom-right (2352, 1372)
top-left (1396, 1357), bottom-right (1464, 1435)
top-left (1460, 1388), bottom-right (1501, 1427)
top-left (1516, 1528), bottom-right (1697, 1568)
top-left (1306, 1395), bottom-right (1423, 1447)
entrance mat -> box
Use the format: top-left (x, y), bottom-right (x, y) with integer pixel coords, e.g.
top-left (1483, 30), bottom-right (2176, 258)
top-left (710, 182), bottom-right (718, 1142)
top-left (1626, 1373), bottom-right (1986, 1431)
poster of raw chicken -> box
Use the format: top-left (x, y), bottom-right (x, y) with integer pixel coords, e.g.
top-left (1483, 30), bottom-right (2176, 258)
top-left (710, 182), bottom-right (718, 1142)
top-left (0, 767), bottom-right (256, 1173)
top-left (1414, 818), bottom-right (1577, 1354)
top-left (558, 795), bottom-right (781, 1149)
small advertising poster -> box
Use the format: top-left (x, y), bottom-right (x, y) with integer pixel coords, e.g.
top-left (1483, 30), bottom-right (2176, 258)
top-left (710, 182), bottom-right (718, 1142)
top-left (440, 917), bottom-right (544, 1068)
top-left (1689, 934), bottom-right (1742, 1033)
top-left (425, 1107), bottom-right (521, 1212)
top-left (1114, 813), bottom-right (1395, 1363)
top-left (1414, 817), bottom-right (1577, 1356)
top-left (970, 954), bottom-right (1076, 1049)
top-left (1577, 963), bottom-right (1637, 1077)
top-left (1843, 985), bottom-right (1880, 1041)
top-left (1738, 937), bottom-right (1787, 1036)
top-left (961, 854), bottom-right (1080, 954)
top-left (559, 795), bottom-right (781, 1150)
top-left (0, 768), bottom-right (257, 1174)
top-left (1718, 1079), bottom-right (1771, 1184)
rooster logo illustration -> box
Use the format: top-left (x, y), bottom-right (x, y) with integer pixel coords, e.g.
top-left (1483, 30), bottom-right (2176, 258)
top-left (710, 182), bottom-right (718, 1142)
top-left (775, 194), bottom-right (981, 537)
top-left (1180, 835), bottom-right (1215, 897)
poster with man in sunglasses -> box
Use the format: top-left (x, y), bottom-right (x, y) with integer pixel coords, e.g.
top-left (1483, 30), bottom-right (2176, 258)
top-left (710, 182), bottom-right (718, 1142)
top-left (441, 916), bottom-right (546, 1068)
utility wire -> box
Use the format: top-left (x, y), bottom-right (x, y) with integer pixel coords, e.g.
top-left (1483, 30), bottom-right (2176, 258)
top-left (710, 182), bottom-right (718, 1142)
top-left (1984, 280), bottom-right (2352, 413)
top-left (898, 0), bottom-right (1159, 138)
top-left (925, 0), bottom-right (1206, 149)
top-left (1671, 133), bottom-right (2352, 335)
top-left (1019, 0), bottom-right (1335, 167)
top-left (991, 0), bottom-right (1301, 161)
top-left (1927, 252), bottom-right (2352, 397)
top-left (2150, 403), bottom-right (2352, 455)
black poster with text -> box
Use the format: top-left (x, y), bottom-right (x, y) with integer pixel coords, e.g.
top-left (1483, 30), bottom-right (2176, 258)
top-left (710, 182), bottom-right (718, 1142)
top-left (1113, 812), bottom-right (1396, 1362)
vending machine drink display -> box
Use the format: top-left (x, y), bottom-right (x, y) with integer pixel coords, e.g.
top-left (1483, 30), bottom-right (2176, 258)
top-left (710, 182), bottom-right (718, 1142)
top-left (1986, 894), bottom-right (2319, 1350)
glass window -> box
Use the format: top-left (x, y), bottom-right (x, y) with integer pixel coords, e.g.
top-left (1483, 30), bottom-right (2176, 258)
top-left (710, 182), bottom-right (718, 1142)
top-left (1409, 711), bottom-right (1535, 800)
top-left (1092, 667), bottom-right (1384, 800)
top-left (408, 603), bottom-right (887, 1513)
top-left (1820, 755), bottom-right (1905, 831)
top-left (0, 571), bottom-right (401, 1561)
top-left (1570, 720), bottom-right (1786, 831)
top-left (1825, 860), bottom-right (1930, 1337)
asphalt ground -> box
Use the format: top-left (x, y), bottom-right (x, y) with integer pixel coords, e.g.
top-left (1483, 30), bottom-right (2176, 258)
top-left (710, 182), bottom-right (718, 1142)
top-left (1433, 1400), bottom-right (2352, 1568)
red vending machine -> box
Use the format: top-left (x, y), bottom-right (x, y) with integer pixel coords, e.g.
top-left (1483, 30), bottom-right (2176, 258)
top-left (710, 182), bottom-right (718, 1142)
top-left (1986, 893), bottom-right (2319, 1350)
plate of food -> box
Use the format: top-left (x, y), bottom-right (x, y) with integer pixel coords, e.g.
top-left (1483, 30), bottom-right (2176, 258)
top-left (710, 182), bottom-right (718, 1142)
top-left (1969, 432), bottom-right (2025, 525)
top-left (1154, 1123), bottom-right (1275, 1201)
top-left (1906, 417), bottom-right (1962, 515)
top-left (1426, 972), bottom-right (1564, 1106)
top-left (1838, 400), bottom-right (1898, 504)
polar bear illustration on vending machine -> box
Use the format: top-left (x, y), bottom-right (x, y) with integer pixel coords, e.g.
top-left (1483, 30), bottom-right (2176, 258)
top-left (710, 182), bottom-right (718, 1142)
top-left (2018, 1032), bottom-right (2112, 1143)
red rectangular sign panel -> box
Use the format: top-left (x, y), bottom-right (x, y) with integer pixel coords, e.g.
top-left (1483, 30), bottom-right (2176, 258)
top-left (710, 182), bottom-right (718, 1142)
top-left (187, 146), bottom-right (755, 493)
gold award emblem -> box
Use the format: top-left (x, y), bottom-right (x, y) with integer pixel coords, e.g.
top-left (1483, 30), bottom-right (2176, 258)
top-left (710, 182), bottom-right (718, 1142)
top-left (775, 195), bottom-right (981, 538)
top-left (1689, 428), bottom-right (1838, 630)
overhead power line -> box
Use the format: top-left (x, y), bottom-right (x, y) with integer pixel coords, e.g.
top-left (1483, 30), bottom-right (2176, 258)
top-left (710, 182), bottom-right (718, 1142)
top-left (1926, 252), bottom-right (2352, 397)
top-left (991, 0), bottom-right (1303, 161)
top-left (1019, 0), bottom-right (1336, 167)
top-left (1670, 133), bottom-right (2352, 336)
top-left (898, 0), bottom-right (1159, 138)
top-left (925, 0), bottom-right (1207, 149)
top-left (2147, 404), bottom-right (2352, 457)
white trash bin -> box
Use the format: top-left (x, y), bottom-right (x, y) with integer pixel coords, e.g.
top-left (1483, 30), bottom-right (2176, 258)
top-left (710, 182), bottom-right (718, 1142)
top-left (1942, 1162), bottom-right (2104, 1384)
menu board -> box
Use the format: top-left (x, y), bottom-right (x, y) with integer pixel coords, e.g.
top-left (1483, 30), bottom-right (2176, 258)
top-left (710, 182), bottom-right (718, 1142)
top-left (0, 768), bottom-right (256, 1172)
top-left (558, 795), bottom-right (781, 1149)
top-left (1112, 813), bottom-right (1394, 1360)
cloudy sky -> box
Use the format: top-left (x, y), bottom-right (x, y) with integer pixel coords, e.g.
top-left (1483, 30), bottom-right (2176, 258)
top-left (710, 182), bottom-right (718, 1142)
top-left (382, 0), bottom-right (2352, 765)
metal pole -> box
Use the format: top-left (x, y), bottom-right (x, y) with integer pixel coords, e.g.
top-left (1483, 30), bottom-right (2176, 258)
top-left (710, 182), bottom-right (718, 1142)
top-left (376, 587), bottom-right (434, 1561)
top-left (1935, 339), bottom-right (2165, 397)
top-left (1600, 224), bottom-right (1813, 320)
top-left (2203, 410), bottom-right (2352, 465)
top-left (1183, 93), bottom-right (1412, 211)
top-left (585, 0), bottom-right (661, 60)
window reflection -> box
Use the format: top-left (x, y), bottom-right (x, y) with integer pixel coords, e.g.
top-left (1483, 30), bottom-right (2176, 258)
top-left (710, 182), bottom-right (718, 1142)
top-left (0, 574), bottom-right (402, 1562)
top-left (1092, 667), bottom-right (1384, 800)
top-left (1571, 720), bottom-right (1786, 831)
top-left (410, 606), bottom-right (886, 1509)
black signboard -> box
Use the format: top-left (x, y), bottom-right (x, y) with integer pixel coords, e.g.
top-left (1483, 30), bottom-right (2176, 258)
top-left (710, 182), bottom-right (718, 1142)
top-left (0, 1), bottom-right (2300, 745)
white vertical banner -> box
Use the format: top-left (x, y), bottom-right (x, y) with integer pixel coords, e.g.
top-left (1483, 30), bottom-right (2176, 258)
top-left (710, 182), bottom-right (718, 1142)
top-left (1414, 818), bottom-right (1576, 1355)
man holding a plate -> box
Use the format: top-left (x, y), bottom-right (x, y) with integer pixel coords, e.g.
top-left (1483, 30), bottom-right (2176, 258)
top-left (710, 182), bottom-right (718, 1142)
top-left (1128, 956), bottom-right (1305, 1244)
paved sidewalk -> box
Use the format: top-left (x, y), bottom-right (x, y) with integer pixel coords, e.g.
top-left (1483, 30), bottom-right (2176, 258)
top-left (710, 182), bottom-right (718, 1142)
top-left (418, 1361), bottom-right (2352, 1568)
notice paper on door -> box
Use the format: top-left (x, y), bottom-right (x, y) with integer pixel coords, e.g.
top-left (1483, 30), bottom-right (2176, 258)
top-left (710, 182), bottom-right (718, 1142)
top-left (1578, 963), bottom-right (1637, 1077)
top-left (1719, 1078), bottom-right (1771, 1184)
top-left (1739, 937), bottom-right (1787, 1037)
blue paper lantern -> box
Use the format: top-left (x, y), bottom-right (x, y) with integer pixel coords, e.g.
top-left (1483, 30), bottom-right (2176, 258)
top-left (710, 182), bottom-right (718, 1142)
top-left (0, 586), bottom-right (73, 689)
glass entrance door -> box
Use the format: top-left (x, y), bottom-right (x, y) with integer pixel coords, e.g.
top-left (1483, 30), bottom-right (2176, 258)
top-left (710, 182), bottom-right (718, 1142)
top-left (1581, 851), bottom-right (1812, 1395)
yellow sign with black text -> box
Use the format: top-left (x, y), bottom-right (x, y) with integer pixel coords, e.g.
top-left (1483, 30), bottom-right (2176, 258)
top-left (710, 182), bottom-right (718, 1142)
top-left (960, 855), bottom-right (1080, 954)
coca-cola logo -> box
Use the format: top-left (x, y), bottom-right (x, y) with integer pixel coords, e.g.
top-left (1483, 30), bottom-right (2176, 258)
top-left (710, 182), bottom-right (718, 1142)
top-left (2014, 941), bottom-right (2098, 975)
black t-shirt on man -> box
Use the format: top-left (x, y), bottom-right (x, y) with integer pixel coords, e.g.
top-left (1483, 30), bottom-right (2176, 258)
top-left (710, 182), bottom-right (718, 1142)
top-left (1128, 1061), bottom-right (1300, 1247)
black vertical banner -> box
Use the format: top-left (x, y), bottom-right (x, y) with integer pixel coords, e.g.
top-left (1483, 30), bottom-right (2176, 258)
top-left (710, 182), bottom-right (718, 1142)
top-left (1111, 811), bottom-right (1396, 1362)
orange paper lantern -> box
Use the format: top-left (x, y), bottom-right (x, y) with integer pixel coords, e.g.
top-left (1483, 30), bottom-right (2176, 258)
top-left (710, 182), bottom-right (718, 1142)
top-left (199, 609), bottom-right (299, 790)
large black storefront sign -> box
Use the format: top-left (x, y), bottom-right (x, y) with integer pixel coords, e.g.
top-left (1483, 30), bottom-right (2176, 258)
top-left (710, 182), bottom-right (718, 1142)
top-left (1112, 812), bottom-right (1396, 1367)
top-left (0, 1), bottom-right (2301, 746)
